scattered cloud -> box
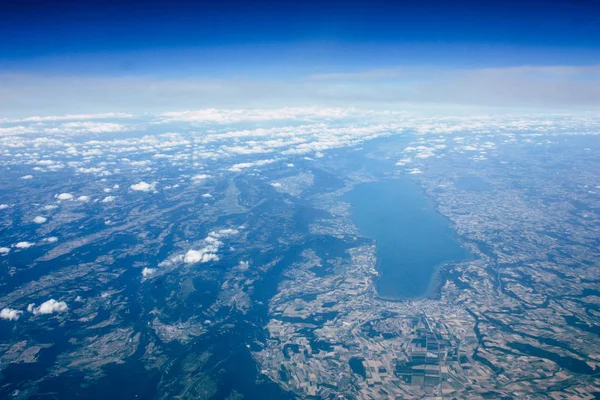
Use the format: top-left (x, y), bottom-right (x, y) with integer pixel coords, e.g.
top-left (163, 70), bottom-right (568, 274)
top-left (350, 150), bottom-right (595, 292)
top-left (130, 181), bottom-right (156, 192)
top-left (191, 174), bottom-right (210, 182)
top-left (142, 267), bottom-right (156, 278)
top-left (29, 299), bottom-right (68, 315)
top-left (33, 216), bottom-right (48, 224)
top-left (14, 241), bottom-right (34, 249)
top-left (178, 229), bottom-right (239, 265)
top-left (184, 249), bottom-right (219, 264)
top-left (0, 308), bottom-right (22, 321)
top-left (56, 193), bottom-right (74, 200)
top-left (228, 159), bottom-right (277, 172)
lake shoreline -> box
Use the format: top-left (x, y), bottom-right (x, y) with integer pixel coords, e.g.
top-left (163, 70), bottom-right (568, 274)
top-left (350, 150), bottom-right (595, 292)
top-left (343, 178), bottom-right (471, 300)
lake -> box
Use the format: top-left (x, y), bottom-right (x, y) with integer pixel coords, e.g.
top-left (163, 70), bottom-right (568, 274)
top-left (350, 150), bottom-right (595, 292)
top-left (344, 179), bottom-right (469, 300)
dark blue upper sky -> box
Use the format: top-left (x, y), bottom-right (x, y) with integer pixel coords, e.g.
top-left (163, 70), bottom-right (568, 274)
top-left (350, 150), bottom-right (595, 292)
top-left (2, 0), bottom-right (599, 64)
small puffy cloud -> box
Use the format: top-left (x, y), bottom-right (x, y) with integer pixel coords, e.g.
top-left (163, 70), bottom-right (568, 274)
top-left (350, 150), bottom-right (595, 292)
top-left (81, 149), bottom-right (103, 157)
top-left (14, 241), bottom-right (34, 249)
top-left (0, 247), bottom-right (10, 255)
top-left (21, 175), bottom-right (33, 180)
top-left (33, 216), bottom-right (47, 224)
top-left (56, 193), bottom-right (74, 200)
top-left (202, 193), bottom-right (213, 198)
top-left (237, 260), bottom-right (250, 271)
top-left (184, 249), bottom-right (219, 264)
top-left (43, 237), bottom-right (58, 243)
top-left (287, 163), bottom-right (294, 167)
top-left (408, 168), bottom-right (422, 174)
top-left (101, 196), bottom-right (115, 203)
top-left (191, 174), bottom-right (210, 182)
top-left (130, 181), bottom-right (156, 192)
top-left (142, 267), bottom-right (156, 278)
top-left (42, 204), bottom-right (58, 210)
top-left (181, 229), bottom-right (238, 264)
top-left (271, 182), bottom-right (282, 188)
top-left (77, 195), bottom-right (91, 202)
top-left (30, 299), bottom-right (68, 315)
top-left (462, 145), bottom-right (479, 151)
top-left (0, 204), bottom-right (9, 210)
top-left (0, 308), bottom-right (22, 321)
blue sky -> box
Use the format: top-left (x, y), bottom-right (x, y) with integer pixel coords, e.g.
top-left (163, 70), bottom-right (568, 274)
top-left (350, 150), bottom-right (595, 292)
top-left (1, 0), bottom-right (599, 116)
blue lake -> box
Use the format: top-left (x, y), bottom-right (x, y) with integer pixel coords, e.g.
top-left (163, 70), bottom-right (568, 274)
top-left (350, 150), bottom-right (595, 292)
top-left (344, 179), bottom-right (470, 300)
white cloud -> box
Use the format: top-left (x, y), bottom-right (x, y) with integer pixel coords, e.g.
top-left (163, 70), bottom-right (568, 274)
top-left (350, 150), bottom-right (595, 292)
top-left (182, 228), bottom-right (239, 264)
top-left (0, 204), bottom-right (9, 210)
top-left (30, 299), bottom-right (68, 315)
top-left (237, 260), bottom-right (250, 271)
top-left (184, 249), bottom-right (219, 264)
top-left (101, 196), bottom-right (115, 203)
top-left (191, 174), bottom-right (210, 182)
top-left (142, 267), bottom-right (156, 278)
top-left (130, 181), bottom-right (156, 192)
top-left (21, 175), bottom-right (33, 180)
top-left (228, 159), bottom-right (277, 172)
top-left (33, 216), bottom-right (47, 224)
top-left (57, 122), bottom-right (126, 134)
top-left (202, 193), bottom-right (213, 198)
top-left (44, 237), bottom-right (58, 243)
top-left (76, 167), bottom-right (106, 174)
top-left (0, 247), bottom-right (10, 255)
top-left (396, 158), bottom-right (412, 166)
top-left (211, 228), bottom-right (239, 237)
top-left (77, 195), bottom-right (91, 202)
top-left (0, 308), bottom-right (22, 321)
top-left (14, 241), bottom-right (34, 249)
top-left (56, 193), bottom-right (74, 200)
